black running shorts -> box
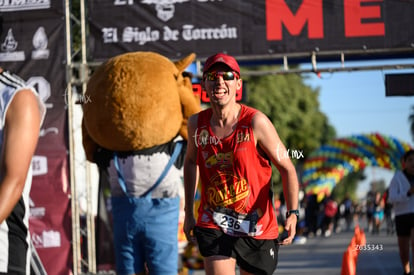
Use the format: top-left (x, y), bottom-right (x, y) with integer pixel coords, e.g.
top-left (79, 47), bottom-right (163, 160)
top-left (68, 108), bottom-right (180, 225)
top-left (194, 226), bottom-right (280, 275)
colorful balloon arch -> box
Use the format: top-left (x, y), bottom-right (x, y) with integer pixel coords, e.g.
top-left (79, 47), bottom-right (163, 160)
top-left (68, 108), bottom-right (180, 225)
top-left (302, 133), bottom-right (412, 199)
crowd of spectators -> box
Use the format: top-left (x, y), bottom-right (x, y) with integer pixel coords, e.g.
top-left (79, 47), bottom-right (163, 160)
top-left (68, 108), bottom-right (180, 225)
top-left (276, 188), bottom-right (395, 244)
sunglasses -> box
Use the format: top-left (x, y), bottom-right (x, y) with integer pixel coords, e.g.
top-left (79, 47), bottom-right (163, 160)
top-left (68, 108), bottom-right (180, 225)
top-left (205, 71), bottom-right (239, 81)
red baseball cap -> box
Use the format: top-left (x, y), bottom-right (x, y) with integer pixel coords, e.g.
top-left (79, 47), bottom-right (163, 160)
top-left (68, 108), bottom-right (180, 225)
top-left (202, 53), bottom-right (240, 75)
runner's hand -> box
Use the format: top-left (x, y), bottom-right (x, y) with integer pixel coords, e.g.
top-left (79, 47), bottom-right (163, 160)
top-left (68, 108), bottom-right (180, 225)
top-left (183, 214), bottom-right (197, 244)
top-left (281, 215), bottom-right (297, 245)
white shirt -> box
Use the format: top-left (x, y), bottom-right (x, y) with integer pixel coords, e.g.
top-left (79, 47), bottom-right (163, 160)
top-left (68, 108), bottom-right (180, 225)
top-left (107, 137), bottom-right (184, 198)
top-left (388, 170), bottom-right (414, 216)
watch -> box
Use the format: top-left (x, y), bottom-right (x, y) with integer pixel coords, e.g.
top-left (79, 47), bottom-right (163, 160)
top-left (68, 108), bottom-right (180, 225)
top-left (286, 209), bottom-right (299, 219)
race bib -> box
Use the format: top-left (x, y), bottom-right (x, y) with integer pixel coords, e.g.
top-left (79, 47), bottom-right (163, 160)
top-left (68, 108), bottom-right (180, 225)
top-left (212, 207), bottom-right (260, 236)
top-left (213, 212), bottom-right (251, 235)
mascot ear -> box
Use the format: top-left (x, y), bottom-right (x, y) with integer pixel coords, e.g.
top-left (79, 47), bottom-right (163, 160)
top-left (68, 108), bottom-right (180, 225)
top-left (175, 53), bottom-right (201, 140)
top-left (174, 53), bottom-right (196, 71)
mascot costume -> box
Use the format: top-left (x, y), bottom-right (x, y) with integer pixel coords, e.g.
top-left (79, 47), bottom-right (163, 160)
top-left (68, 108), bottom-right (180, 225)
top-left (82, 51), bottom-right (201, 275)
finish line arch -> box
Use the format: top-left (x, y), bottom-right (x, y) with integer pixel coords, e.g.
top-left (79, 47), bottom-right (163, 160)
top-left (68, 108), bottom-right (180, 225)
top-left (302, 133), bottom-right (412, 200)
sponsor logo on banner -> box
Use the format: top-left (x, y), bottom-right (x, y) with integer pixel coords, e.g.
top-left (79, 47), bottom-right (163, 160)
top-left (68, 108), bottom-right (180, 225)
top-left (141, 0), bottom-right (189, 22)
top-left (0, 28), bottom-right (25, 62)
top-left (32, 155), bottom-right (48, 176)
top-left (31, 230), bottom-right (62, 248)
top-left (115, 0), bottom-right (192, 22)
top-left (103, 24), bottom-right (238, 45)
top-left (39, 127), bottom-right (59, 137)
top-left (26, 76), bottom-right (53, 108)
top-left (32, 27), bottom-right (50, 60)
top-left (29, 197), bottom-right (46, 218)
top-left (0, 0), bottom-right (51, 12)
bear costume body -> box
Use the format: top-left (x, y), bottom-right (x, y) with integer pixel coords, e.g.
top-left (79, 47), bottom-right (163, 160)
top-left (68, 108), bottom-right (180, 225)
top-left (82, 51), bottom-right (200, 274)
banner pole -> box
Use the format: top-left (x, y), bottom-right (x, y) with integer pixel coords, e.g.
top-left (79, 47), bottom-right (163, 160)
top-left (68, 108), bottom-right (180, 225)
top-left (80, 0), bottom-right (97, 272)
top-left (65, 0), bottom-right (81, 274)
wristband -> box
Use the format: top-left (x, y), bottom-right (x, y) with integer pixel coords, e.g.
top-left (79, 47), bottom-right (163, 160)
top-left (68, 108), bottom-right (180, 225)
top-left (286, 209), bottom-right (299, 219)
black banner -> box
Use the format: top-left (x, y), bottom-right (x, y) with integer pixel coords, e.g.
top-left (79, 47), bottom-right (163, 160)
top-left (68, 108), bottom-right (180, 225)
top-left (88, 0), bottom-right (414, 62)
top-left (0, 1), bottom-right (67, 150)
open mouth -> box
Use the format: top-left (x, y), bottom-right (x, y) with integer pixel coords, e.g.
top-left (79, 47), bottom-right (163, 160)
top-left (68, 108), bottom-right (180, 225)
top-left (213, 88), bottom-right (227, 99)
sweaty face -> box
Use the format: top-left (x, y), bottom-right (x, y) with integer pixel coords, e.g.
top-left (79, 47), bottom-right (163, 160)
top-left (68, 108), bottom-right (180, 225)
top-left (202, 64), bottom-right (241, 105)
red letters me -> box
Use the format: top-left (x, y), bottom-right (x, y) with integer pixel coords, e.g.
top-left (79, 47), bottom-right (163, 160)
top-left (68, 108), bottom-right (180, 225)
top-left (266, 0), bottom-right (384, 41)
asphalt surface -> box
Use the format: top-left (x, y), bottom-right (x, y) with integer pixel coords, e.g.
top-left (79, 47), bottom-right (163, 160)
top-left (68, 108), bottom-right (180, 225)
top-left (276, 228), bottom-right (401, 275)
top-left (187, 223), bottom-right (403, 275)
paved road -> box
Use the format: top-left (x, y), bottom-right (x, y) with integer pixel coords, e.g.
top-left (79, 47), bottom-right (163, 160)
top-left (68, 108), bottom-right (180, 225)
top-left (277, 229), bottom-right (401, 275)
top-left (187, 225), bottom-right (403, 275)
top-left (354, 231), bottom-right (402, 275)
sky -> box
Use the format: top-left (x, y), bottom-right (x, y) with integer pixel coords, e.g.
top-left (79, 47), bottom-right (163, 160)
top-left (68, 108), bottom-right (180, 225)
top-left (302, 58), bottom-right (414, 199)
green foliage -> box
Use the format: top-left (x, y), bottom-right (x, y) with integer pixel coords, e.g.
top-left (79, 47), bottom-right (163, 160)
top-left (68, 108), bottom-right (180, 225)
top-left (70, 0), bottom-right (82, 61)
top-left (331, 170), bottom-right (366, 202)
top-left (369, 179), bottom-right (386, 195)
top-left (243, 65), bottom-right (336, 193)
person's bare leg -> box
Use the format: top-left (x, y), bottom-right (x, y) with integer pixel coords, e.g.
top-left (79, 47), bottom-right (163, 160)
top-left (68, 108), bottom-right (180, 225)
top-left (398, 236), bottom-right (411, 274)
top-left (204, 255), bottom-right (237, 275)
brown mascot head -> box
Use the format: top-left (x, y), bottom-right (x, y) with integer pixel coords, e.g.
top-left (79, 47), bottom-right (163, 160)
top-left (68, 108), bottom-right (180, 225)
top-left (82, 51), bottom-right (200, 162)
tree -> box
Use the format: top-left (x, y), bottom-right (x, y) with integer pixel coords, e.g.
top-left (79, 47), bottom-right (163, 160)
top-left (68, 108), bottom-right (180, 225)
top-left (70, 0), bottom-right (83, 62)
top-left (244, 65), bottom-right (336, 192)
top-left (331, 170), bottom-right (366, 202)
top-left (369, 178), bottom-right (386, 195)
